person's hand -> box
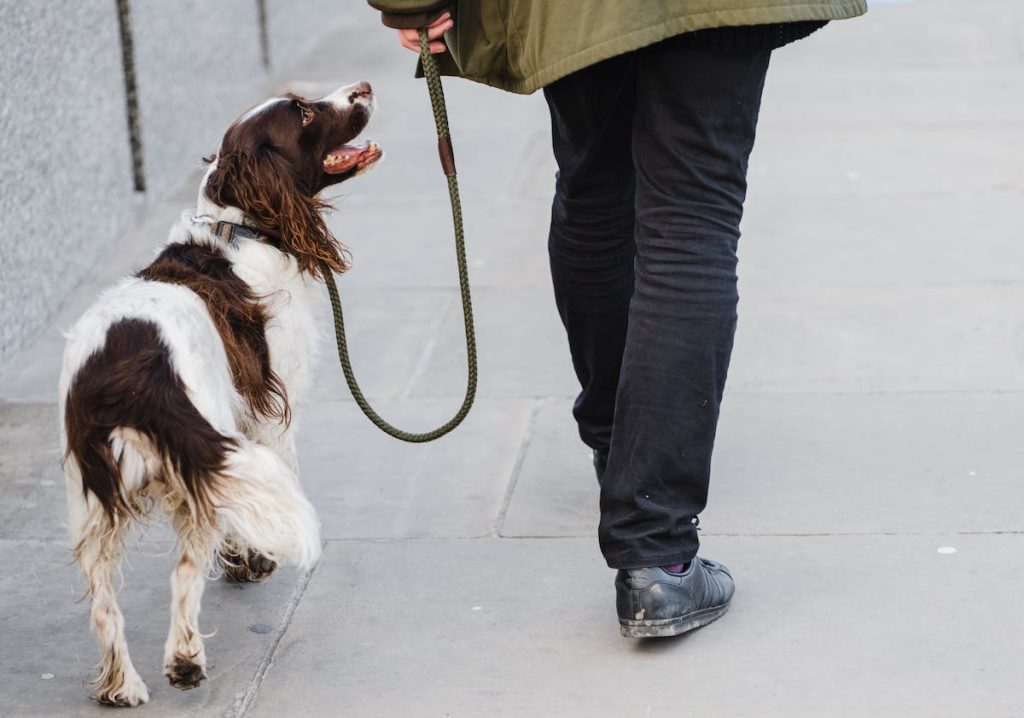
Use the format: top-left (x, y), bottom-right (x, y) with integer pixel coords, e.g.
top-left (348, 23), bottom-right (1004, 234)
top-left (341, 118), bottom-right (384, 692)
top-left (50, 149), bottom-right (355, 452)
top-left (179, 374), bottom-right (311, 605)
top-left (396, 12), bottom-right (453, 54)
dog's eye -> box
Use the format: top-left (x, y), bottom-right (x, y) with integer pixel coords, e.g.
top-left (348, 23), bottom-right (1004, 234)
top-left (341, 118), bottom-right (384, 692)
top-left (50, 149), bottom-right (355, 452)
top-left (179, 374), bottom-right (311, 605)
top-left (298, 105), bottom-right (314, 127)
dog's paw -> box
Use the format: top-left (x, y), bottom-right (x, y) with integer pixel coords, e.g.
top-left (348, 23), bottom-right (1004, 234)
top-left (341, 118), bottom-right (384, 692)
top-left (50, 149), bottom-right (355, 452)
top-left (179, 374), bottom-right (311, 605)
top-left (95, 669), bottom-right (150, 707)
top-left (165, 656), bottom-right (207, 690)
top-left (220, 548), bottom-right (277, 583)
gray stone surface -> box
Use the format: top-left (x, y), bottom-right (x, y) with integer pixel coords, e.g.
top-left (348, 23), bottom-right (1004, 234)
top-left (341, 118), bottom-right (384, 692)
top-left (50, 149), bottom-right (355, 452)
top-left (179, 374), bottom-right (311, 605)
top-left (499, 398), bottom-right (600, 538)
top-left (252, 536), bottom-right (1024, 718)
top-left (412, 288), bottom-right (578, 399)
top-left (0, 403), bottom-right (66, 542)
top-left (296, 398), bottom-right (534, 539)
top-left (336, 200), bottom-right (553, 292)
top-left (707, 392), bottom-right (1024, 535)
top-left (310, 287), bottom-right (455, 400)
top-left (728, 282), bottom-right (1024, 393)
top-left (266, 0), bottom-right (352, 77)
top-left (502, 393), bottom-right (1024, 538)
top-left (739, 194), bottom-right (1024, 287)
top-left (2, 0), bottom-right (1023, 715)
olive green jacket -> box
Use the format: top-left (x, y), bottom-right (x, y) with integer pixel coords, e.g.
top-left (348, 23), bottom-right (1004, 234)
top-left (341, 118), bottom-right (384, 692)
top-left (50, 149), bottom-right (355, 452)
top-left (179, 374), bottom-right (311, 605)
top-left (371, 0), bottom-right (867, 94)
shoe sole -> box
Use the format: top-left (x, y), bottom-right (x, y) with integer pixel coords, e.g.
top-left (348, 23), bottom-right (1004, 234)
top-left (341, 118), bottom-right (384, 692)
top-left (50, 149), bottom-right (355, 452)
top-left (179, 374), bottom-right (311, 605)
top-left (618, 602), bottom-right (731, 638)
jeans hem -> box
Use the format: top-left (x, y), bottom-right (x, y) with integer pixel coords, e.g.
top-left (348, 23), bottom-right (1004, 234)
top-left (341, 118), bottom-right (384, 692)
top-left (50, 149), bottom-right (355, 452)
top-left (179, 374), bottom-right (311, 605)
top-left (602, 549), bottom-right (699, 571)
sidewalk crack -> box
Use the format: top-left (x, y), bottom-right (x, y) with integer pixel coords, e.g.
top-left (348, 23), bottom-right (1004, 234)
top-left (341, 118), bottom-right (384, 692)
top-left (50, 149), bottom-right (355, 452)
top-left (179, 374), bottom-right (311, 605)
top-left (491, 398), bottom-right (546, 537)
top-left (227, 548), bottom-right (322, 718)
top-left (402, 291), bottom-right (458, 399)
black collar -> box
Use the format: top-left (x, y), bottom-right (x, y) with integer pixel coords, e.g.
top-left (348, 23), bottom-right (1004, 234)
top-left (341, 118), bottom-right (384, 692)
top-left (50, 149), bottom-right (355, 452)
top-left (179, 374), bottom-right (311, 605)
top-left (214, 220), bottom-right (263, 244)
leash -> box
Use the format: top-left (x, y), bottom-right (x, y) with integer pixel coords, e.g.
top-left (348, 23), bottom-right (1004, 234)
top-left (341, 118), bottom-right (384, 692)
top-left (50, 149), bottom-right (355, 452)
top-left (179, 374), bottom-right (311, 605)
top-left (319, 28), bottom-right (477, 443)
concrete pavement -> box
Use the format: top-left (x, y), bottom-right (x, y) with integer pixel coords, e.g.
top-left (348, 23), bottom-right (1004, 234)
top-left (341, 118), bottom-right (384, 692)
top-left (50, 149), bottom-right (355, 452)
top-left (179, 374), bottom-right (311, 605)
top-left (2, 1), bottom-right (1024, 715)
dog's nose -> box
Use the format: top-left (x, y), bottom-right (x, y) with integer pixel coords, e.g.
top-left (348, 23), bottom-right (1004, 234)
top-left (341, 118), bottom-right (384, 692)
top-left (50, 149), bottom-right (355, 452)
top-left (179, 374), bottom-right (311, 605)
top-left (324, 82), bottom-right (375, 111)
top-left (348, 81), bottom-right (372, 100)
top-left (341, 81), bottom-right (373, 105)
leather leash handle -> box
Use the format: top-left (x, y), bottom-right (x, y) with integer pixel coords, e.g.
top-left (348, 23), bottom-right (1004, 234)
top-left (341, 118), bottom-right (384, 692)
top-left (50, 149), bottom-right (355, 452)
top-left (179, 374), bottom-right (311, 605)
top-left (369, 0), bottom-right (451, 29)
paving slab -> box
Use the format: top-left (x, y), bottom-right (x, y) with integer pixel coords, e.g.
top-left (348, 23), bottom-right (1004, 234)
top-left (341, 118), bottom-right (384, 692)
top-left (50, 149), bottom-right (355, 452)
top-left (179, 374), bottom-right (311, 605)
top-left (760, 64), bottom-right (1024, 130)
top-left (706, 392), bottom-right (1024, 535)
top-left (334, 199), bottom-right (553, 292)
top-left (792, 0), bottom-right (1024, 70)
top-left (728, 282), bottom-right (1024, 393)
top-left (498, 398), bottom-right (599, 538)
top-left (309, 287), bottom-right (455, 401)
top-left (249, 534), bottom-right (1024, 718)
top-left (411, 288), bottom-right (578, 399)
top-left (739, 193), bottom-right (1024, 288)
top-left (0, 403), bottom-right (65, 542)
top-left (296, 398), bottom-right (535, 539)
top-left (501, 393), bottom-right (1024, 538)
top-left (0, 539), bottom-right (306, 718)
top-left (747, 124), bottom-right (1024, 199)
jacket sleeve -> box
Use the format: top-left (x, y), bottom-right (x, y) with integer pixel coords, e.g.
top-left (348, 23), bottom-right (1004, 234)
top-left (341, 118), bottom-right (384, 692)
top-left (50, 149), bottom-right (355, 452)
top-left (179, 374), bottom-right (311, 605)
top-left (367, 0), bottom-right (452, 29)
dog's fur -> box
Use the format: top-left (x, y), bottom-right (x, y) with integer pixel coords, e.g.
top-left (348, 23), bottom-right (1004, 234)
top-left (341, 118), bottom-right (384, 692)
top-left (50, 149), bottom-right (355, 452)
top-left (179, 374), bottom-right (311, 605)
top-left (60, 82), bottom-right (380, 707)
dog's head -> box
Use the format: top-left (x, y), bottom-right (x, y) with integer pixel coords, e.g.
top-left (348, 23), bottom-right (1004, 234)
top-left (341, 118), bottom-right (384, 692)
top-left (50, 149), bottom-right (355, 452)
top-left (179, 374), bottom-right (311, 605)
top-left (203, 82), bottom-right (382, 277)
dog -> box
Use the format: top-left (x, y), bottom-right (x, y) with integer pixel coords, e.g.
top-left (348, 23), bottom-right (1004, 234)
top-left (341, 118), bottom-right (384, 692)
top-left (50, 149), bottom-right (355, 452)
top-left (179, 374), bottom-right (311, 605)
top-left (59, 81), bottom-right (381, 707)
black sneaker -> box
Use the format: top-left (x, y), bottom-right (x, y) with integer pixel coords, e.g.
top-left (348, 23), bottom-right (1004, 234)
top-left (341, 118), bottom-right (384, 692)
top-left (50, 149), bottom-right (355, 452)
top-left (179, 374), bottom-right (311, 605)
top-left (615, 558), bottom-right (735, 638)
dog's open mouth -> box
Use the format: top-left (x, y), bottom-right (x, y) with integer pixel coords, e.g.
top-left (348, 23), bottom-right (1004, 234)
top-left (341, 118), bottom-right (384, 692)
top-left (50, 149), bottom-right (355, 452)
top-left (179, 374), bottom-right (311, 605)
top-left (323, 140), bottom-right (382, 175)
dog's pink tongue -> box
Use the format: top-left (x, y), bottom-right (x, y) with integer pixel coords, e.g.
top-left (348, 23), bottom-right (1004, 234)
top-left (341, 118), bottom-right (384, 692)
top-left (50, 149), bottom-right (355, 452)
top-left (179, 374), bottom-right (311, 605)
top-left (323, 141), bottom-right (379, 174)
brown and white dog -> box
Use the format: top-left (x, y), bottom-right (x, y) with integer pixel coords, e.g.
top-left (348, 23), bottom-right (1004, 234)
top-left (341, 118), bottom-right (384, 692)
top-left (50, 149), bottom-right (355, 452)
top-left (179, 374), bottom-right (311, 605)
top-left (59, 82), bottom-right (381, 707)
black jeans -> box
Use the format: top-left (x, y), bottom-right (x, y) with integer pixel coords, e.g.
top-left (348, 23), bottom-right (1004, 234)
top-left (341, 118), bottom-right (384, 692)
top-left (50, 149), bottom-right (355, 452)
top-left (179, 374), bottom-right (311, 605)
top-left (544, 39), bottom-right (770, 569)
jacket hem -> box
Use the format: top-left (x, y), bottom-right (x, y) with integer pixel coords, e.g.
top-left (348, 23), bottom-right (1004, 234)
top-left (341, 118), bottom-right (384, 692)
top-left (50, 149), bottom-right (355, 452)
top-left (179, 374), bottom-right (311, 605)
top-left (445, 1), bottom-right (867, 94)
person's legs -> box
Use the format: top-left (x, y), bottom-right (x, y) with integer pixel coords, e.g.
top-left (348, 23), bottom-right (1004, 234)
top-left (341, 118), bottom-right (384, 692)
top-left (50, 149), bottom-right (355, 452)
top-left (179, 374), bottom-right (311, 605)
top-left (599, 41), bottom-right (771, 569)
top-left (544, 55), bottom-right (637, 458)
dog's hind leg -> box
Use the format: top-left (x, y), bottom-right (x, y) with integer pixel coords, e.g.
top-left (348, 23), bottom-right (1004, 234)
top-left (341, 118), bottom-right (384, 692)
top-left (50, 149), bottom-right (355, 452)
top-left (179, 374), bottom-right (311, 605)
top-left (163, 526), bottom-right (217, 690)
top-left (66, 431), bottom-right (152, 708)
top-left (219, 421), bottom-right (297, 582)
top-left (71, 498), bottom-right (149, 707)
top-left (218, 537), bottom-right (278, 583)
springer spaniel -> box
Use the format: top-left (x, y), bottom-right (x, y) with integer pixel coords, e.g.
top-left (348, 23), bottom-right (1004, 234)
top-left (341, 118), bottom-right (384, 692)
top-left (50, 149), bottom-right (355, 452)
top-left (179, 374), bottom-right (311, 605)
top-left (60, 82), bottom-right (381, 707)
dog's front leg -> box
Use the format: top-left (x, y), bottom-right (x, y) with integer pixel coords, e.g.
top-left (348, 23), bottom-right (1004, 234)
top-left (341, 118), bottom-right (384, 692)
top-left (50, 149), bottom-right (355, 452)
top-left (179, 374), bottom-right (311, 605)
top-left (163, 533), bottom-right (214, 690)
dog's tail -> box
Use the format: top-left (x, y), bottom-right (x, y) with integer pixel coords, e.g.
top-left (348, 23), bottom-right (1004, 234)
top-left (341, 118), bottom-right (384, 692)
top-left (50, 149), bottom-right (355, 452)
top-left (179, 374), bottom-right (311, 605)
top-left (62, 318), bottom-right (319, 569)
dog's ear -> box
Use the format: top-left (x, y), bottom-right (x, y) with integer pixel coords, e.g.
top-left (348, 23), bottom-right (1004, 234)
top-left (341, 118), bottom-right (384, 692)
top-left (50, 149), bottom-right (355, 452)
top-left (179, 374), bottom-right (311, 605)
top-left (204, 150), bottom-right (348, 278)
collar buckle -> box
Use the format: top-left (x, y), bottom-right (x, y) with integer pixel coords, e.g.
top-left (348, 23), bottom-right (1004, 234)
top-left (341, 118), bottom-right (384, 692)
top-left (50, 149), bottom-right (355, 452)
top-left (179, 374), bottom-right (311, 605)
top-left (213, 220), bottom-right (262, 244)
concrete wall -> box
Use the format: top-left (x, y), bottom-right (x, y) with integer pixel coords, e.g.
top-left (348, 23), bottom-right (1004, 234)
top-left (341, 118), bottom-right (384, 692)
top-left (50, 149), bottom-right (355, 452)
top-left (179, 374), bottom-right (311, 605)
top-left (0, 0), bottom-right (348, 368)
top-left (0, 1), bottom-right (136, 370)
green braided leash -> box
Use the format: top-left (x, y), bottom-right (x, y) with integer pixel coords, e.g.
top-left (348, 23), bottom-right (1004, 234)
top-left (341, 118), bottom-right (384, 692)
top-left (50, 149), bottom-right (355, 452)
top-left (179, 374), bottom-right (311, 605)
top-left (319, 28), bottom-right (477, 443)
